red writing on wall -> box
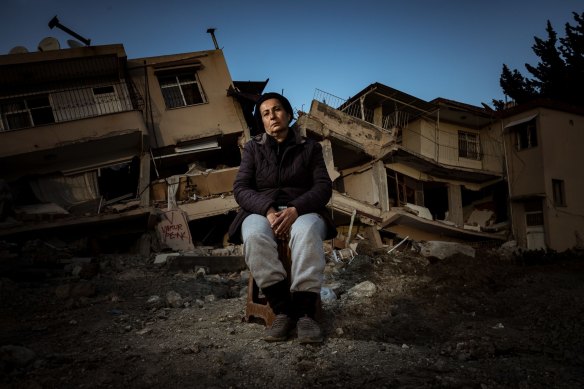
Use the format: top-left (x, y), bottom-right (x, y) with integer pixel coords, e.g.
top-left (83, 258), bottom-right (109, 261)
top-left (161, 223), bottom-right (187, 241)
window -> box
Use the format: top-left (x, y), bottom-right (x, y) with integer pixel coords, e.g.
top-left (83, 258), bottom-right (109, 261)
top-left (524, 199), bottom-right (544, 226)
top-left (458, 131), bottom-right (480, 160)
top-left (514, 119), bottom-right (538, 150)
top-left (0, 95), bottom-right (55, 130)
top-left (157, 70), bottom-right (206, 109)
top-left (552, 179), bottom-right (566, 206)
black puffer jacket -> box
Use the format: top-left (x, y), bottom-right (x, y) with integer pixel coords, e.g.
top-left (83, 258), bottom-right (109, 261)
top-left (228, 129), bottom-right (337, 244)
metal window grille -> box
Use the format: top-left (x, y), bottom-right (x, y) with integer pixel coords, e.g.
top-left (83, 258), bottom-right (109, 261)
top-left (458, 131), bottom-right (480, 160)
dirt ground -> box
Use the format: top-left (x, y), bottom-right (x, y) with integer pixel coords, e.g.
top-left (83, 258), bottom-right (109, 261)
top-left (1, 239), bottom-right (584, 389)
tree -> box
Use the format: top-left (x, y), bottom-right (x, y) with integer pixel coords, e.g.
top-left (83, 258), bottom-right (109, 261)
top-left (493, 11), bottom-right (584, 110)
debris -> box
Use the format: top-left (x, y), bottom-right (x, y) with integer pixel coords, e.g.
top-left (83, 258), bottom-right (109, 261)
top-left (387, 235), bottom-right (409, 255)
top-left (417, 241), bottom-right (475, 260)
top-left (346, 280), bottom-right (377, 298)
top-left (166, 290), bottom-right (183, 308)
top-left (330, 247), bottom-right (356, 264)
top-left (320, 287), bottom-right (337, 303)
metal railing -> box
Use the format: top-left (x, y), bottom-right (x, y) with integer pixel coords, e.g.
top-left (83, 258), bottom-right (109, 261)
top-left (313, 89), bottom-right (375, 123)
top-left (0, 80), bottom-right (142, 132)
top-left (313, 89), bottom-right (406, 132)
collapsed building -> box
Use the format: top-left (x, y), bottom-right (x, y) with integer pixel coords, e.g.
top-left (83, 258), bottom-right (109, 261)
top-left (1, 37), bottom-right (583, 255)
top-left (0, 37), bottom-right (263, 254)
top-left (296, 84), bottom-right (508, 249)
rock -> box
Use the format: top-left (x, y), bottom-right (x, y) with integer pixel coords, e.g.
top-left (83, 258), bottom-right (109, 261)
top-left (166, 290), bottom-right (183, 308)
top-left (154, 252), bottom-right (180, 264)
top-left (347, 281), bottom-right (377, 298)
top-left (204, 294), bottom-right (216, 303)
top-left (418, 241), bottom-right (475, 260)
top-left (195, 267), bottom-right (207, 279)
top-left (147, 295), bottom-right (163, 307)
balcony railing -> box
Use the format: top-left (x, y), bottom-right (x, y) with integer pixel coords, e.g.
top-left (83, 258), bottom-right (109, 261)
top-left (313, 89), bottom-right (374, 122)
top-left (313, 89), bottom-right (407, 132)
top-left (0, 80), bottom-right (142, 132)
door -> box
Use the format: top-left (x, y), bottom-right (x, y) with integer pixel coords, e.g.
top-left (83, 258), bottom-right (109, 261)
top-left (524, 199), bottom-right (546, 250)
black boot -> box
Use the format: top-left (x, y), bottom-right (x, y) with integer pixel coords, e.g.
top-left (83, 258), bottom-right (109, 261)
top-left (261, 280), bottom-right (293, 342)
top-left (262, 279), bottom-right (291, 315)
top-left (292, 291), bottom-right (318, 319)
top-left (293, 291), bottom-right (323, 343)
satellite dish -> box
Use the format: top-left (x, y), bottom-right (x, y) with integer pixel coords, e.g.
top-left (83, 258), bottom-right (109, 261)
top-left (9, 46), bottom-right (29, 54)
top-left (37, 36), bottom-right (60, 51)
top-left (66, 39), bottom-right (83, 49)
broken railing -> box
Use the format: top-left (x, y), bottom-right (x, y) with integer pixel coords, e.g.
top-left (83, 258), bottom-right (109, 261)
top-left (313, 88), bottom-right (404, 133)
top-left (313, 88), bottom-right (374, 123)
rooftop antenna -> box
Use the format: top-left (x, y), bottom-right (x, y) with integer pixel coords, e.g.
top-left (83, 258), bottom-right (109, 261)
top-left (48, 15), bottom-right (91, 46)
top-left (206, 28), bottom-right (219, 50)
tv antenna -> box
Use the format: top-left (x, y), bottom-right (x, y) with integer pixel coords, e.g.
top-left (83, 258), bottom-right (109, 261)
top-left (206, 28), bottom-right (219, 50)
top-left (48, 15), bottom-right (91, 46)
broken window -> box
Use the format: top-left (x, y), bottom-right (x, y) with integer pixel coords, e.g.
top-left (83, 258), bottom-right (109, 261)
top-left (0, 95), bottom-right (55, 130)
top-left (552, 179), bottom-right (566, 207)
top-left (157, 69), bottom-right (206, 109)
top-left (514, 119), bottom-right (538, 150)
top-left (458, 130), bottom-right (480, 160)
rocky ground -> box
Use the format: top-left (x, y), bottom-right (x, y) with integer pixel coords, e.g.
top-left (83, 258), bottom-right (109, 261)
top-left (1, 239), bottom-right (584, 388)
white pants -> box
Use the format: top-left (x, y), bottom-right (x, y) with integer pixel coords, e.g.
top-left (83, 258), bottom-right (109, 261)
top-left (241, 213), bottom-right (326, 293)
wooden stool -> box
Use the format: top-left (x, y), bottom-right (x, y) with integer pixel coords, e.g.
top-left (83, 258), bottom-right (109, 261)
top-left (244, 239), bottom-right (322, 326)
top-left (245, 239), bottom-right (290, 326)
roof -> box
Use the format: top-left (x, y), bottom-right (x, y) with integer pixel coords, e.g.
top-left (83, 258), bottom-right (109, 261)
top-left (344, 82), bottom-right (436, 120)
top-left (345, 83), bottom-right (495, 129)
top-left (0, 44), bottom-right (127, 94)
top-left (498, 98), bottom-right (584, 118)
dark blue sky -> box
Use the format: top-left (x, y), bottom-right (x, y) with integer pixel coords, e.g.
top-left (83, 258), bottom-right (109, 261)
top-left (1, 0), bottom-right (582, 113)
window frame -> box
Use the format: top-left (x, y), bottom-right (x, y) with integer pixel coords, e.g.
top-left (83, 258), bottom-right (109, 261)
top-left (0, 94), bottom-right (55, 131)
top-left (457, 130), bottom-right (481, 160)
top-left (156, 69), bottom-right (206, 109)
top-left (514, 119), bottom-right (538, 151)
top-left (524, 198), bottom-right (544, 226)
top-left (552, 179), bottom-right (566, 207)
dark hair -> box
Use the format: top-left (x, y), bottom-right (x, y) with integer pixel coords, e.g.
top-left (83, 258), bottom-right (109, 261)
top-left (253, 92), bottom-right (294, 131)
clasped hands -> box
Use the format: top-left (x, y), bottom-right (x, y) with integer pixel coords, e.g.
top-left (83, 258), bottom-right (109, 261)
top-left (266, 206), bottom-right (298, 240)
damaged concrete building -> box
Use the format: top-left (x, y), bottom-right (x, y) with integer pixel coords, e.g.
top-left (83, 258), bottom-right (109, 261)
top-left (0, 37), bottom-right (264, 253)
top-left (296, 83), bottom-right (509, 247)
top-left (1, 38), bottom-right (583, 255)
top-left (501, 100), bottom-right (584, 252)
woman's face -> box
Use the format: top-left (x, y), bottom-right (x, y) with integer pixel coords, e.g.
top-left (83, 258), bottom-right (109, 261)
top-left (259, 98), bottom-right (291, 143)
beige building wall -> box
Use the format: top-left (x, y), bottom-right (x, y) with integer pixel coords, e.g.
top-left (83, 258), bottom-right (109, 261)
top-left (401, 120), bottom-right (423, 155)
top-left (540, 108), bottom-right (584, 251)
top-left (420, 119), bottom-right (438, 160)
top-left (480, 123), bottom-right (505, 174)
top-left (342, 167), bottom-right (379, 206)
top-left (129, 49), bottom-right (248, 149)
top-left (0, 111), bottom-right (146, 158)
top-left (436, 121), bottom-right (482, 170)
top-left (402, 118), bottom-right (502, 175)
top-left (506, 110), bottom-right (545, 197)
top-left (506, 107), bottom-right (584, 251)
